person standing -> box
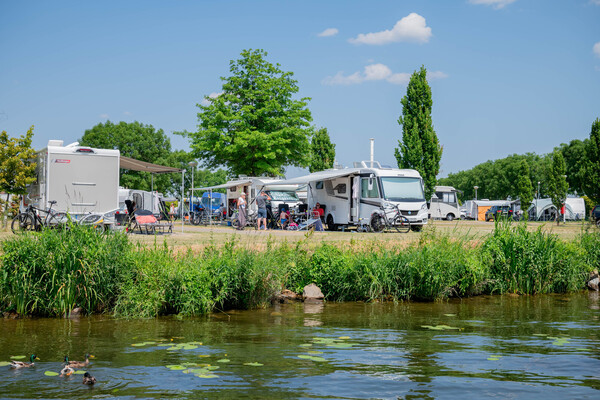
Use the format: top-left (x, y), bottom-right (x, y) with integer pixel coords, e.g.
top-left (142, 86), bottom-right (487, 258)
top-left (256, 190), bottom-right (271, 230)
top-left (237, 192), bottom-right (247, 230)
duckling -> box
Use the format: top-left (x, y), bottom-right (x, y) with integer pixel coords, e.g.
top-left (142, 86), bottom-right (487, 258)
top-left (82, 372), bottom-right (96, 385)
top-left (59, 365), bottom-right (74, 377)
top-left (10, 354), bottom-right (38, 368)
top-left (65, 354), bottom-right (93, 368)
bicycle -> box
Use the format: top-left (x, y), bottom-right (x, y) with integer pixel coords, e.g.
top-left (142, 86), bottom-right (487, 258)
top-left (370, 204), bottom-right (411, 233)
top-left (231, 209), bottom-right (258, 230)
top-left (11, 200), bottom-right (69, 234)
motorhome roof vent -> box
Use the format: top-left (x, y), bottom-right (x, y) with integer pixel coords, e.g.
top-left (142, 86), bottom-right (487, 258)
top-left (66, 142), bottom-right (80, 148)
top-left (47, 140), bottom-right (64, 147)
top-left (76, 148), bottom-right (95, 154)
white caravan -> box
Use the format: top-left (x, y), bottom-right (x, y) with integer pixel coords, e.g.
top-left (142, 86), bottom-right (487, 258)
top-left (194, 177), bottom-right (302, 218)
top-left (269, 161), bottom-right (428, 231)
top-left (118, 188), bottom-right (166, 216)
top-left (23, 140), bottom-right (120, 218)
top-left (429, 186), bottom-right (461, 221)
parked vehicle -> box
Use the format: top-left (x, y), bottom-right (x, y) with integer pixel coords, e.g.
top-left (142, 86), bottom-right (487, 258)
top-left (592, 205), bottom-right (600, 227)
top-left (23, 140), bottom-right (120, 219)
top-left (267, 161), bottom-right (428, 232)
top-left (485, 205), bottom-right (514, 221)
top-left (429, 186), bottom-right (461, 221)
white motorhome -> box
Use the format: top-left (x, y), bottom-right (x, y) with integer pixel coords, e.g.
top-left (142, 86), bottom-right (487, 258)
top-left (270, 161), bottom-right (428, 231)
top-left (194, 177), bottom-right (302, 218)
top-left (429, 186), bottom-right (461, 221)
top-left (24, 140), bottom-right (120, 218)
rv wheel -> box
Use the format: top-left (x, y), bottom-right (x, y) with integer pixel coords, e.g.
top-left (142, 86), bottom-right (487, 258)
top-left (326, 215), bottom-right (337, 231)
top-left (446, 213), bottom-right (454, 221)
top-left (410, 225), bottom-right (423, 232)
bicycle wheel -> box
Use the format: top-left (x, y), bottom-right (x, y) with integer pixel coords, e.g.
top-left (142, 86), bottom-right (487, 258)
top-left (11, 213), bottom-right (35, 234)
top-left (190, 212), bottom-right (200, 225)
top-left (370, 214), bottom-right (385, 232)
top-left (47, 212), bottom-right (69, 230)
top-left (393, 215), bottom-right (411, 233)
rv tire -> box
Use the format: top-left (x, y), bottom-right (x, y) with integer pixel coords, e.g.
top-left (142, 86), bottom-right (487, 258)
top-left (446, 213), bottom-right (454, 221)
top-left (410, 225), bottom-right (423, 232)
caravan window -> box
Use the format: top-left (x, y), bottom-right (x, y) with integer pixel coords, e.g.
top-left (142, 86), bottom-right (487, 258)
top-left (268, 190), bottom-right (299, 201)
top-left (316, 181), bottom-right (324, 190)
top-left (381, 177), bottom-right (425, 202)
top-left (361, 178), bottom-right (379, 198)
top-left (443, 192), bottom-right (456, 203)
top-left (132, 193), bottom-right (143, 209)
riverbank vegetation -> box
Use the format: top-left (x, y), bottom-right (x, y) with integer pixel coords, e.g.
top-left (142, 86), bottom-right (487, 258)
top-left (0, 221), bottom-right (598, 318)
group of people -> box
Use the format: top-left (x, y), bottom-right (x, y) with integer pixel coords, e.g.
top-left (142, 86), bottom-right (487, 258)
top-left (235, 191), bottom-right (324, 231)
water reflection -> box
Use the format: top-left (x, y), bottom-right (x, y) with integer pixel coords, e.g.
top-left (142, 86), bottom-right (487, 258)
top-left (0, 293), bottom-right (599, 399)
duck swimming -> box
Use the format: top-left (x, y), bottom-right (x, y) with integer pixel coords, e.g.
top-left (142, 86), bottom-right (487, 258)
top-left (10, 355), bottom-right (38, 369)
top-left (64, 354), bottom-right (93, 368)
top-left (82, 372), bottom-right (96, 385)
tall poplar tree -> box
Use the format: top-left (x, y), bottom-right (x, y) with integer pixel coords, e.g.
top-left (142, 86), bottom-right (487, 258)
top-left (394, 66), bottom-right (442, 200)
top-left (515, 159), bottom-right (534, 212)
top-left (581, 118), bottom-right (600, 204)
top-left (309, 127), bottom-right (336, 173)
top-left (547, 150), bottom-right (568, 224)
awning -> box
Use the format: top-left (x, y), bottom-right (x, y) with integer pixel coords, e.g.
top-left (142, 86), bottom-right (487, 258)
top-left (192, 179), bottom-right (253, 191)
top-left (263, 168), bottom-right (363, 186)
top-left (120, 156), bottom-right (183, 174)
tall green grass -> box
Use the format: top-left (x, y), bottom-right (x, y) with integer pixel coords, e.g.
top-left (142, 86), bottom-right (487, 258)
top-left (1, 221), bottom-right (598, 317)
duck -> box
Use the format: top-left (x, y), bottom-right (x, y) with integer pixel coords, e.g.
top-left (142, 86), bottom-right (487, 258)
top-left (10, 354), bottom-right (39, 368)
top-left (82, 372), bottom-right (96, 385)
top-left (64, 354), bottom-right (93, 368)
top-left (59, 365), bottom-right (74, 377)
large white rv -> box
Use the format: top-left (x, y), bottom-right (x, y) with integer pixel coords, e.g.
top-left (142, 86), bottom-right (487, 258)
top-left (24, 140), bottom-right (120, 217)
top-left (429, 186), bottom-right (461, 221)
top-left (270, 161), bottom-right (429, 231)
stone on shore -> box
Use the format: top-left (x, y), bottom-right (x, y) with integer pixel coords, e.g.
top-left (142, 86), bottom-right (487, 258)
top-left (588, 270), bottom-right (599, 291)
top-left (303, 283), bottom-right (324, 302)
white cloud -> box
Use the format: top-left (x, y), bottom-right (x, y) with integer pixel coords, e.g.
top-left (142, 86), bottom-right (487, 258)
top-left (201, 92), bottom-right (223, 106)
top-left (318, 28), bottom-right (339, 37)
top-left (322, 64), bottom-right (448, 85)
top-left (468, 0), bottom-right (517, 9)
top-left (349, 13), bottom-right (432, 45)
top-left (123, 111), bottom-right (131, 116)
top-left (590, 0), bottom-right (600, 5)
top-left (594, 42), bottom-right (600, 57)
top-left (99, 114), bottom-right (109, 119)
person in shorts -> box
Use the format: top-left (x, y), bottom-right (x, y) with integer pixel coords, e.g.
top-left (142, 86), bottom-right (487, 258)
top-left (256, 190), bottom-right (271, 230)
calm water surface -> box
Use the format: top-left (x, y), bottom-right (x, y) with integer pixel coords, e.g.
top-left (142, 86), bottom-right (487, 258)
top-left (1, 293), bottom-right (599, 399)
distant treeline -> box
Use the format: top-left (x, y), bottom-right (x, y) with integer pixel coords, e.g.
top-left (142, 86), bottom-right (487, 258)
top-left (0, 224), bottom-right (598, 318)
top-left (438, 138), bottom-right (591, 204)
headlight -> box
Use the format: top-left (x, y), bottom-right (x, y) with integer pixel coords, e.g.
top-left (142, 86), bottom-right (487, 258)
top-left (421, 203), bottom-right (427, 211)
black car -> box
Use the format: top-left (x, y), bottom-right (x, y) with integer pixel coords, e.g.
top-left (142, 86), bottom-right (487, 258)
top-left (485, 205), bottom-right (514, 221)
top-left (592, 205), bottom-right (600, 227)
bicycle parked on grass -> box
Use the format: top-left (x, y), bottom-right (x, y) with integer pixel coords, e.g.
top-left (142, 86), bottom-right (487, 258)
top-left (231, 209), bottom-right (258, 230)
top-left (11, 200), bottom-right (69, 234)
top-left (370, 203), bottom-right (411, 233)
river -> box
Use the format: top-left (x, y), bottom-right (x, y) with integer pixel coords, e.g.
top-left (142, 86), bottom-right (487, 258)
top-left (1, 292), bottom-right (599, 399)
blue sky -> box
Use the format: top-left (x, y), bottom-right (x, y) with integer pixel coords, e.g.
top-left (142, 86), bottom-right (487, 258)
top-left (1, 0), bottom-right (599, 178)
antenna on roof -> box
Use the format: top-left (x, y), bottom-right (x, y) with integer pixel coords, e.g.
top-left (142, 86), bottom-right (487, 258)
top-left (370, 138), bottom-right (374, 168)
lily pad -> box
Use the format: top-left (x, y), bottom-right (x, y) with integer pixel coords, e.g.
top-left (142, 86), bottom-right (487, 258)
top-left (307, 351), bottom-right (323, 355)
top-left (198, 355), bottom-right (211, 358)
top-left (299, 344), bottom-right (312, 348)
top-left (444, 314), bottom-right (457, 317)
top-left (44, 371), bottom-right (59, 376)
top-left (217, 359), bottom-right (230, 363)
top-left (243, 362), bottom-right (263, 367)
top-left (532, 334), bottom-right (548, 337)
top-left (10, 356), bottom-right (26, 360)
top-left (298, 355), bottom-right (326, 362)
top-left (338, 336), bottom-right (351, 340)
top-left (166, 365), bottom-right (187, 370)
top-left (73, 370), bottom-right (86, 375)
top-left (421, 325), bottom-right (461, 331)
top-left (487, 357), bottom-right (500, 361)
top-left (206, 365), bottom-right (219, 370)
top-left (181, 345), bottom-right (198, 350)
top-left (157, 344), bottom-right (173, 347)
top-left (132, 341), bottom-right (155, 347)
top-left (196, 374), bottom-right (218, 378)
top-left (327, 343), bottom-right (354, 348)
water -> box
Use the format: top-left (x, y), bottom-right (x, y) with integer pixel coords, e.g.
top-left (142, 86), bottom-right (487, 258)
top-left (1, 293), bottom-right (599, 399)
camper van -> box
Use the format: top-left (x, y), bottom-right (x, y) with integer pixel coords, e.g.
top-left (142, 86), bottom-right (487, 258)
top-left (23, 140), bottom-right (120, 218)
top-left (430, 186), bottom-right (461, 221)
top-left (270, 161), bottom-right (428, 231)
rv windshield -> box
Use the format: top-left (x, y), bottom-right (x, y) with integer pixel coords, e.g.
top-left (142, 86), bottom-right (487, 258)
top-left (268, 191), bottom-right (299, 201)
top-left (380, 177), bottom-right (425, 202)
top-left (201, 197), bottom-right (222, 208)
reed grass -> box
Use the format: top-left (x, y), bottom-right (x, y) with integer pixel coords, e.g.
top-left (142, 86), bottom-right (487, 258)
top-left (0, 220), bottom-right (598, 317)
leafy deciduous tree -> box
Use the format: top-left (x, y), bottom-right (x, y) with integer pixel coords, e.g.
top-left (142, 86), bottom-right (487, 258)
top-left (581, 118), bottom-right (600, 204)
top-left (395, 66), bottom-right (442, 200)
top-left (188, 49), bottom-right (313, 177)
top-left (515, 160), bottom-right (534, 212)
top-left (0, 126), bottom-right (37, 225)
top-left (309, 127), bottom-right (336, 173)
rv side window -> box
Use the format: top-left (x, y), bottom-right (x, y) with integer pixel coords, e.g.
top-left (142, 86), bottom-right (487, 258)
top-left (361, 178), bottom-right (379, 198)
top-left (443, 193), bottom-right (456, 203)
top-left (316, 181), bottom-right (324, 190)
top-left (133, 193), bottom-right (142, 210)
top-left (333, 183), bottom-right (346, 194)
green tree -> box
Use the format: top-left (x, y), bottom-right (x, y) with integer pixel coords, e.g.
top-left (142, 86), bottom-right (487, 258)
top-left (556, 139), bottom-right (587, 195)
top-left (395, 66), bottom-right (442, 200)
top-left (187, 49), bottom-right (313, 177)
top-left (0, 126), bottom-right (37, 225)
top-left (80, 121), bottom-right (182, 194)
top-left (309, 127), bottom-right (336, 173)
top-left (581, 118), bottom-right (600, 204)
top-left (547, 150), bottom-right (568, 224)
top-left (515, 159), bottom-right (534, 212)
top-left (190, 168), bottom-right (229, 194)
